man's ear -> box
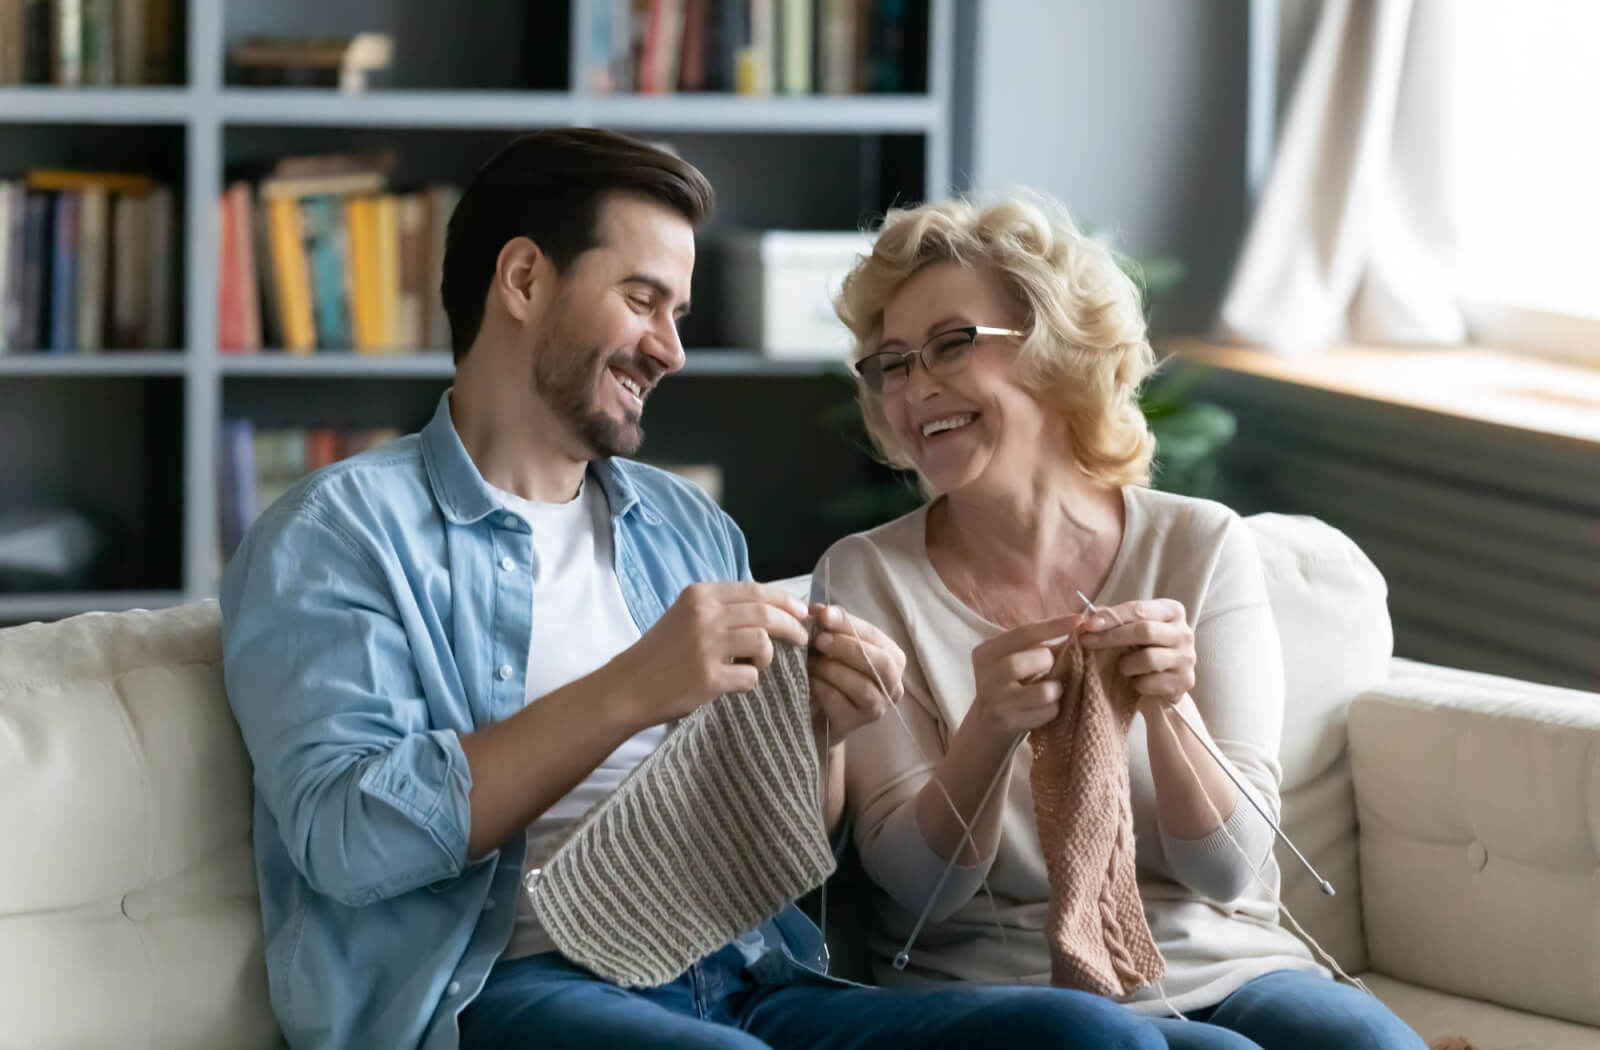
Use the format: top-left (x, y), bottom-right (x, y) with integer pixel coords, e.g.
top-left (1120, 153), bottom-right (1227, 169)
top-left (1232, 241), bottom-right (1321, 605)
top-left (494, 236), bottom-right (546, 323)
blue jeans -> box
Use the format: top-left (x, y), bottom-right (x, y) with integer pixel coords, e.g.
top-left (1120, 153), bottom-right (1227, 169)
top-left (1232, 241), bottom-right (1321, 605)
top-left (459, 946), bottom-right (1166, 1050)
top-left (1148, 970), bottom-right (1428, 1050)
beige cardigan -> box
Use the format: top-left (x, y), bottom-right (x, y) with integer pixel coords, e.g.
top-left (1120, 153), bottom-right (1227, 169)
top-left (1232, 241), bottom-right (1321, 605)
top-left (814, 486), bottom-right (1325, 1014)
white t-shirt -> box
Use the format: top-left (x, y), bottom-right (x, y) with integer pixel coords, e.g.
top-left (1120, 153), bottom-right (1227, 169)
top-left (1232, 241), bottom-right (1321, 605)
top-left (493, 475), bottom-right (666, 961)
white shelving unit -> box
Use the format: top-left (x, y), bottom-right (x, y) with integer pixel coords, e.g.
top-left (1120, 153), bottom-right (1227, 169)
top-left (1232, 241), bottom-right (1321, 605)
top-left (0, 0), bottom-right (955, 621)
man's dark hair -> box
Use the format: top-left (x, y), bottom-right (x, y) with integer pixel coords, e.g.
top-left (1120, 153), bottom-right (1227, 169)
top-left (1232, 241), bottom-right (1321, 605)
top-left (441, 128), bottom-right (715, 362)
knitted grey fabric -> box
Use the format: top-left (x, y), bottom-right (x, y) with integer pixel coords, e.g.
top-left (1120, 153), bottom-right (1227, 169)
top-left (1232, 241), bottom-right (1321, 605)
top-left (526, 642), bottom-right (835, 988)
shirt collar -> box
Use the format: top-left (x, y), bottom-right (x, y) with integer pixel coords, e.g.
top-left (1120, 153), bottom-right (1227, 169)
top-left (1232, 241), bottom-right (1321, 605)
top-left (420, 389), bottom-right (659, 527)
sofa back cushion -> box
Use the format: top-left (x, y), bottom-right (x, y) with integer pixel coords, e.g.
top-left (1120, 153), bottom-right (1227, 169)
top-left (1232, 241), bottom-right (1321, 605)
top-left (0, 601), bottom-right (282, 1050)
top-left (1246, 513), bottom-right (1392, 974)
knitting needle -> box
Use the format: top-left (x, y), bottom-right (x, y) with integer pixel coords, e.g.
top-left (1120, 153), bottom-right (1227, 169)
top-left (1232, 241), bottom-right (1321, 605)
top-left (1075, 590), bottom-right (1336, 897)
top-left (817, 556), bottom-right (1021, 974)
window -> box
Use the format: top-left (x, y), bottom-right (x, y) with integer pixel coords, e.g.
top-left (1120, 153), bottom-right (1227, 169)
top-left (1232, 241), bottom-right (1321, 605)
top-left (1457, 1), bottom-right (1600, 362)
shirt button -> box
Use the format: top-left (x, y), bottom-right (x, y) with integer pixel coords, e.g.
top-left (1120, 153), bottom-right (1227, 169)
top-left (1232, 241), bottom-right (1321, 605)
top-left (502, 513), bottom-right (518, 528)
top-left (497, 664), bottom-right (513, 681)
top-left (483, 897), bottom-right (495, 911)
top-left (447, 981), bottom-right (461, 996)
top-left (500, 556), bottom-right (515, 572)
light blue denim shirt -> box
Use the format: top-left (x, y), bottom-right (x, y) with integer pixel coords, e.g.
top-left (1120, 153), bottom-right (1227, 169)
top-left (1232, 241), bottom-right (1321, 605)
top-left (221, 391), bottom-right (834, 1050)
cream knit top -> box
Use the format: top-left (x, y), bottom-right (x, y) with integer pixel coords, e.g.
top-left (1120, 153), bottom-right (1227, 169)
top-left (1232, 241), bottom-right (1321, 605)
top-left (816, 486), bottom-right (1326, 1014)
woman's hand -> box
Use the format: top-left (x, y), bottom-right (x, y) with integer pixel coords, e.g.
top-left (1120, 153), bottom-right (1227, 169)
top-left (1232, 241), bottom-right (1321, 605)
top-left (967, 614), bottom-right (1082, 741)
top-left (807, 604), bottom-right (906, 739)
top-left (1078, 598), bottom-right (1196, 710)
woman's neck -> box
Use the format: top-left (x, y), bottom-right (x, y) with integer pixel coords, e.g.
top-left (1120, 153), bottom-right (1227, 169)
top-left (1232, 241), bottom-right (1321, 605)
top-left (928, 466), bottom-right (1125, 626)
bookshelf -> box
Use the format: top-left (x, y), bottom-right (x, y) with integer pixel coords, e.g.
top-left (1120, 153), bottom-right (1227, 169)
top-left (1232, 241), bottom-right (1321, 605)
top-left (0, 0), bottom-right (955, 622)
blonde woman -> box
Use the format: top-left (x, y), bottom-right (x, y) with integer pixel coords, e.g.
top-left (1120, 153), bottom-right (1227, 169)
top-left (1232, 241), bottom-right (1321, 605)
top-left (809, 194), bottom-right (1425, 1050)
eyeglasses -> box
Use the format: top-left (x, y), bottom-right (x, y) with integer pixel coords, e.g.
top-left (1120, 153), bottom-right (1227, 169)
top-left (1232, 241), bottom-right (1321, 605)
top-left (853, 325), bottom-right (1024, 395)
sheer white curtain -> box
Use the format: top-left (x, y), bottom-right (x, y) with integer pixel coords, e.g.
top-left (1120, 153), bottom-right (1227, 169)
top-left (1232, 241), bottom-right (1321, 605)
top-left (1220, 0), bottom-right (1600, 358)
top-left (1218, 0), bottom-right (1464, 352)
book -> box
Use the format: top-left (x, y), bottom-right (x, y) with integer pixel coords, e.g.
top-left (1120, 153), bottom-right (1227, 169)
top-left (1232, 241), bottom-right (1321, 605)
top-left (27, 170), bottom-right (155, 195)
top-left (74, 186), bottom-right (107, 352)
top-left (738, 0), bottom-right (775, 95)
top-left (260, 171), bottom-right (387, 201)
top-left (1, 183), bottom-right (23, 350)
top-left (267, 195), bottom-right (315, 353)
top-left (82, 0), bottom-right (113, 85)
top-left (344, 196), bottom-right (380, 352)
top-left (779, 0), bottom-right (813, 95)
top-left (117, 0), bottom-right (144, 84)
top-left (374, 194), bottom-right (399, 350)
top-left (252, 196), bottom-right (279, 349)
top-left (301, 195), bottom-right (351, 351)
top-left (143, 0), bottom-right (172, 83)
top-left (54, 0), bottom-right (82, 85)
top-left (217, 417), bottom-right (259, 564)
top-left (111, 192), bottom-right (150, 349)
top-left (49, 192), bottom-right (78, 351)
top-left (0, 2), bottom-right (23, 84)
top-left (19, 193), bottom-right (50, 350)
top-left (21, 0), bottom-right (49, 83)
top-left (397, 194), bottom-right (425, 351)
top-left (217, 191), bottom-right (239, 351)
top-left (820, 0), bottom-right (855, 95)
top-left (232, 183), bottom-right (261, 351)
top-left (229, 33), bottom-right (394, 92)
top-left (0, 183), bottom-right (12, 352)
top-left (145, 186), bottom-right (173, 348)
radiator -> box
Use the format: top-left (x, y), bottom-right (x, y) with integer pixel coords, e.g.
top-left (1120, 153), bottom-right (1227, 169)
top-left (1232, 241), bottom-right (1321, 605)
top-left (1196, 371), bottom-right (1600, 692)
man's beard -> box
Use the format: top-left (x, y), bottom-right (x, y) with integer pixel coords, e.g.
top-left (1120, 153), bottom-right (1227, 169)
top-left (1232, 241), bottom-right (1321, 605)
top-left (534, 328), bottom-right (647, 459)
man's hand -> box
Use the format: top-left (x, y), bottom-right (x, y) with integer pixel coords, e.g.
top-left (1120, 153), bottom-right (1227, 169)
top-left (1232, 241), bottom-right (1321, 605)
top-left (807, 604), bottom-right (905, 740)
top-left (607, 581), bottom-right (810, 727)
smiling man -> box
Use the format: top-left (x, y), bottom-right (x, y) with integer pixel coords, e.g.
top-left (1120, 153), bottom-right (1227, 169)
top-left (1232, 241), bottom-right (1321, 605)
top-left (219, 129), bottom-right (1165, 1050)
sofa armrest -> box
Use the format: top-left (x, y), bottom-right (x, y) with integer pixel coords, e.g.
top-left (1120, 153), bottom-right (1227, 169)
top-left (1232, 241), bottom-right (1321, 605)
top-left (1349, 661), bottom-right (1600, 1027)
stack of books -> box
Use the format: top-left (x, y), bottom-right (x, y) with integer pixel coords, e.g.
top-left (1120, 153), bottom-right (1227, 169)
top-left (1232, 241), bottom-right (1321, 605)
top-left (581, 0), bottom-right (920, 96)
top-left (0, 0), bottom-right (178, 85)
top-left (0, 170), bottom-right (175, 353)
top-left (218, 153), bottom-right (460, 355)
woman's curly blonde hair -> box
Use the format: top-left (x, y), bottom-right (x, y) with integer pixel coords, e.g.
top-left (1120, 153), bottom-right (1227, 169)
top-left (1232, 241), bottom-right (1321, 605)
top-left (835, 193), bottom-right (1156, 490)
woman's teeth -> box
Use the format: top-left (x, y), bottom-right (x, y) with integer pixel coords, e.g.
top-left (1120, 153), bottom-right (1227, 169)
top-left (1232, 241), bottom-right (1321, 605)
top-left (921, 413), bottom-right (975, 437)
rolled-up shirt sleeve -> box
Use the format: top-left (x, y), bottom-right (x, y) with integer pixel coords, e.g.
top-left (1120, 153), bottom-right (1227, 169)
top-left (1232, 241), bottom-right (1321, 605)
top-left (222, 502), bottom-right (473, 908)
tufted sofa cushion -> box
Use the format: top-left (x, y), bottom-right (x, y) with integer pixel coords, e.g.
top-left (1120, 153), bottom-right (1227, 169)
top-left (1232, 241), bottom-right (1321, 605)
top-left (1351, 666), bottom-right (1600, 1027)
top-left (0, 600), bottom-right (281, 1050)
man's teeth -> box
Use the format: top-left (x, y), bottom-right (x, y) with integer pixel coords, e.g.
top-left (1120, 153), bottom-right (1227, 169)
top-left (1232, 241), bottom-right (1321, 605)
top-left (614, 371), bottom-right (643, 399)
top-left (921, 414), bottom-right (975, 437)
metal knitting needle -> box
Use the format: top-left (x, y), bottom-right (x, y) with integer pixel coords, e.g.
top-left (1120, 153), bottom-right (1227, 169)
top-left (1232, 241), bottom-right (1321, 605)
top-left (1076, 590), bottom-right (1336, 897)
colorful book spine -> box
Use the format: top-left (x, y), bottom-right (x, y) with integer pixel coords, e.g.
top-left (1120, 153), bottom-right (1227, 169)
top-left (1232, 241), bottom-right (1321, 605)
top-left (268, 195), bottom-right (315, 353)
top-left (49, 192), bottom-right (79, 351)
top-left (374, 194), bottom-right (399, 350)
top-left (301, 195), bottom-right (352, 351)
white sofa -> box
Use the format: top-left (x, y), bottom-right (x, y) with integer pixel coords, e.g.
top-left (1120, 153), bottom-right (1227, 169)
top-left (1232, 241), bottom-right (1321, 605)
top-left (1, 514), bottom-right (1596, 1049)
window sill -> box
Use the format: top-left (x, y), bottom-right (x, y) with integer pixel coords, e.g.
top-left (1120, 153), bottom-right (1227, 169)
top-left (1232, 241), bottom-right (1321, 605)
top-left (1161, 338), bottom-right (1600, 452)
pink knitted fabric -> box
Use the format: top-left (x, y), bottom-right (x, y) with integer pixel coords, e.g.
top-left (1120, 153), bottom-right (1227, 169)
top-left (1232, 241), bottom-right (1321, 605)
top-left (1027, 638), bottom-right (1165, 997)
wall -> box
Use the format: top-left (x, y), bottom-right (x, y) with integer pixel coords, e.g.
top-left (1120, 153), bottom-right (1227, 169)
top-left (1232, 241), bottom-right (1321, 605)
top-left (956, 0), bottom-right (1252, 334)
